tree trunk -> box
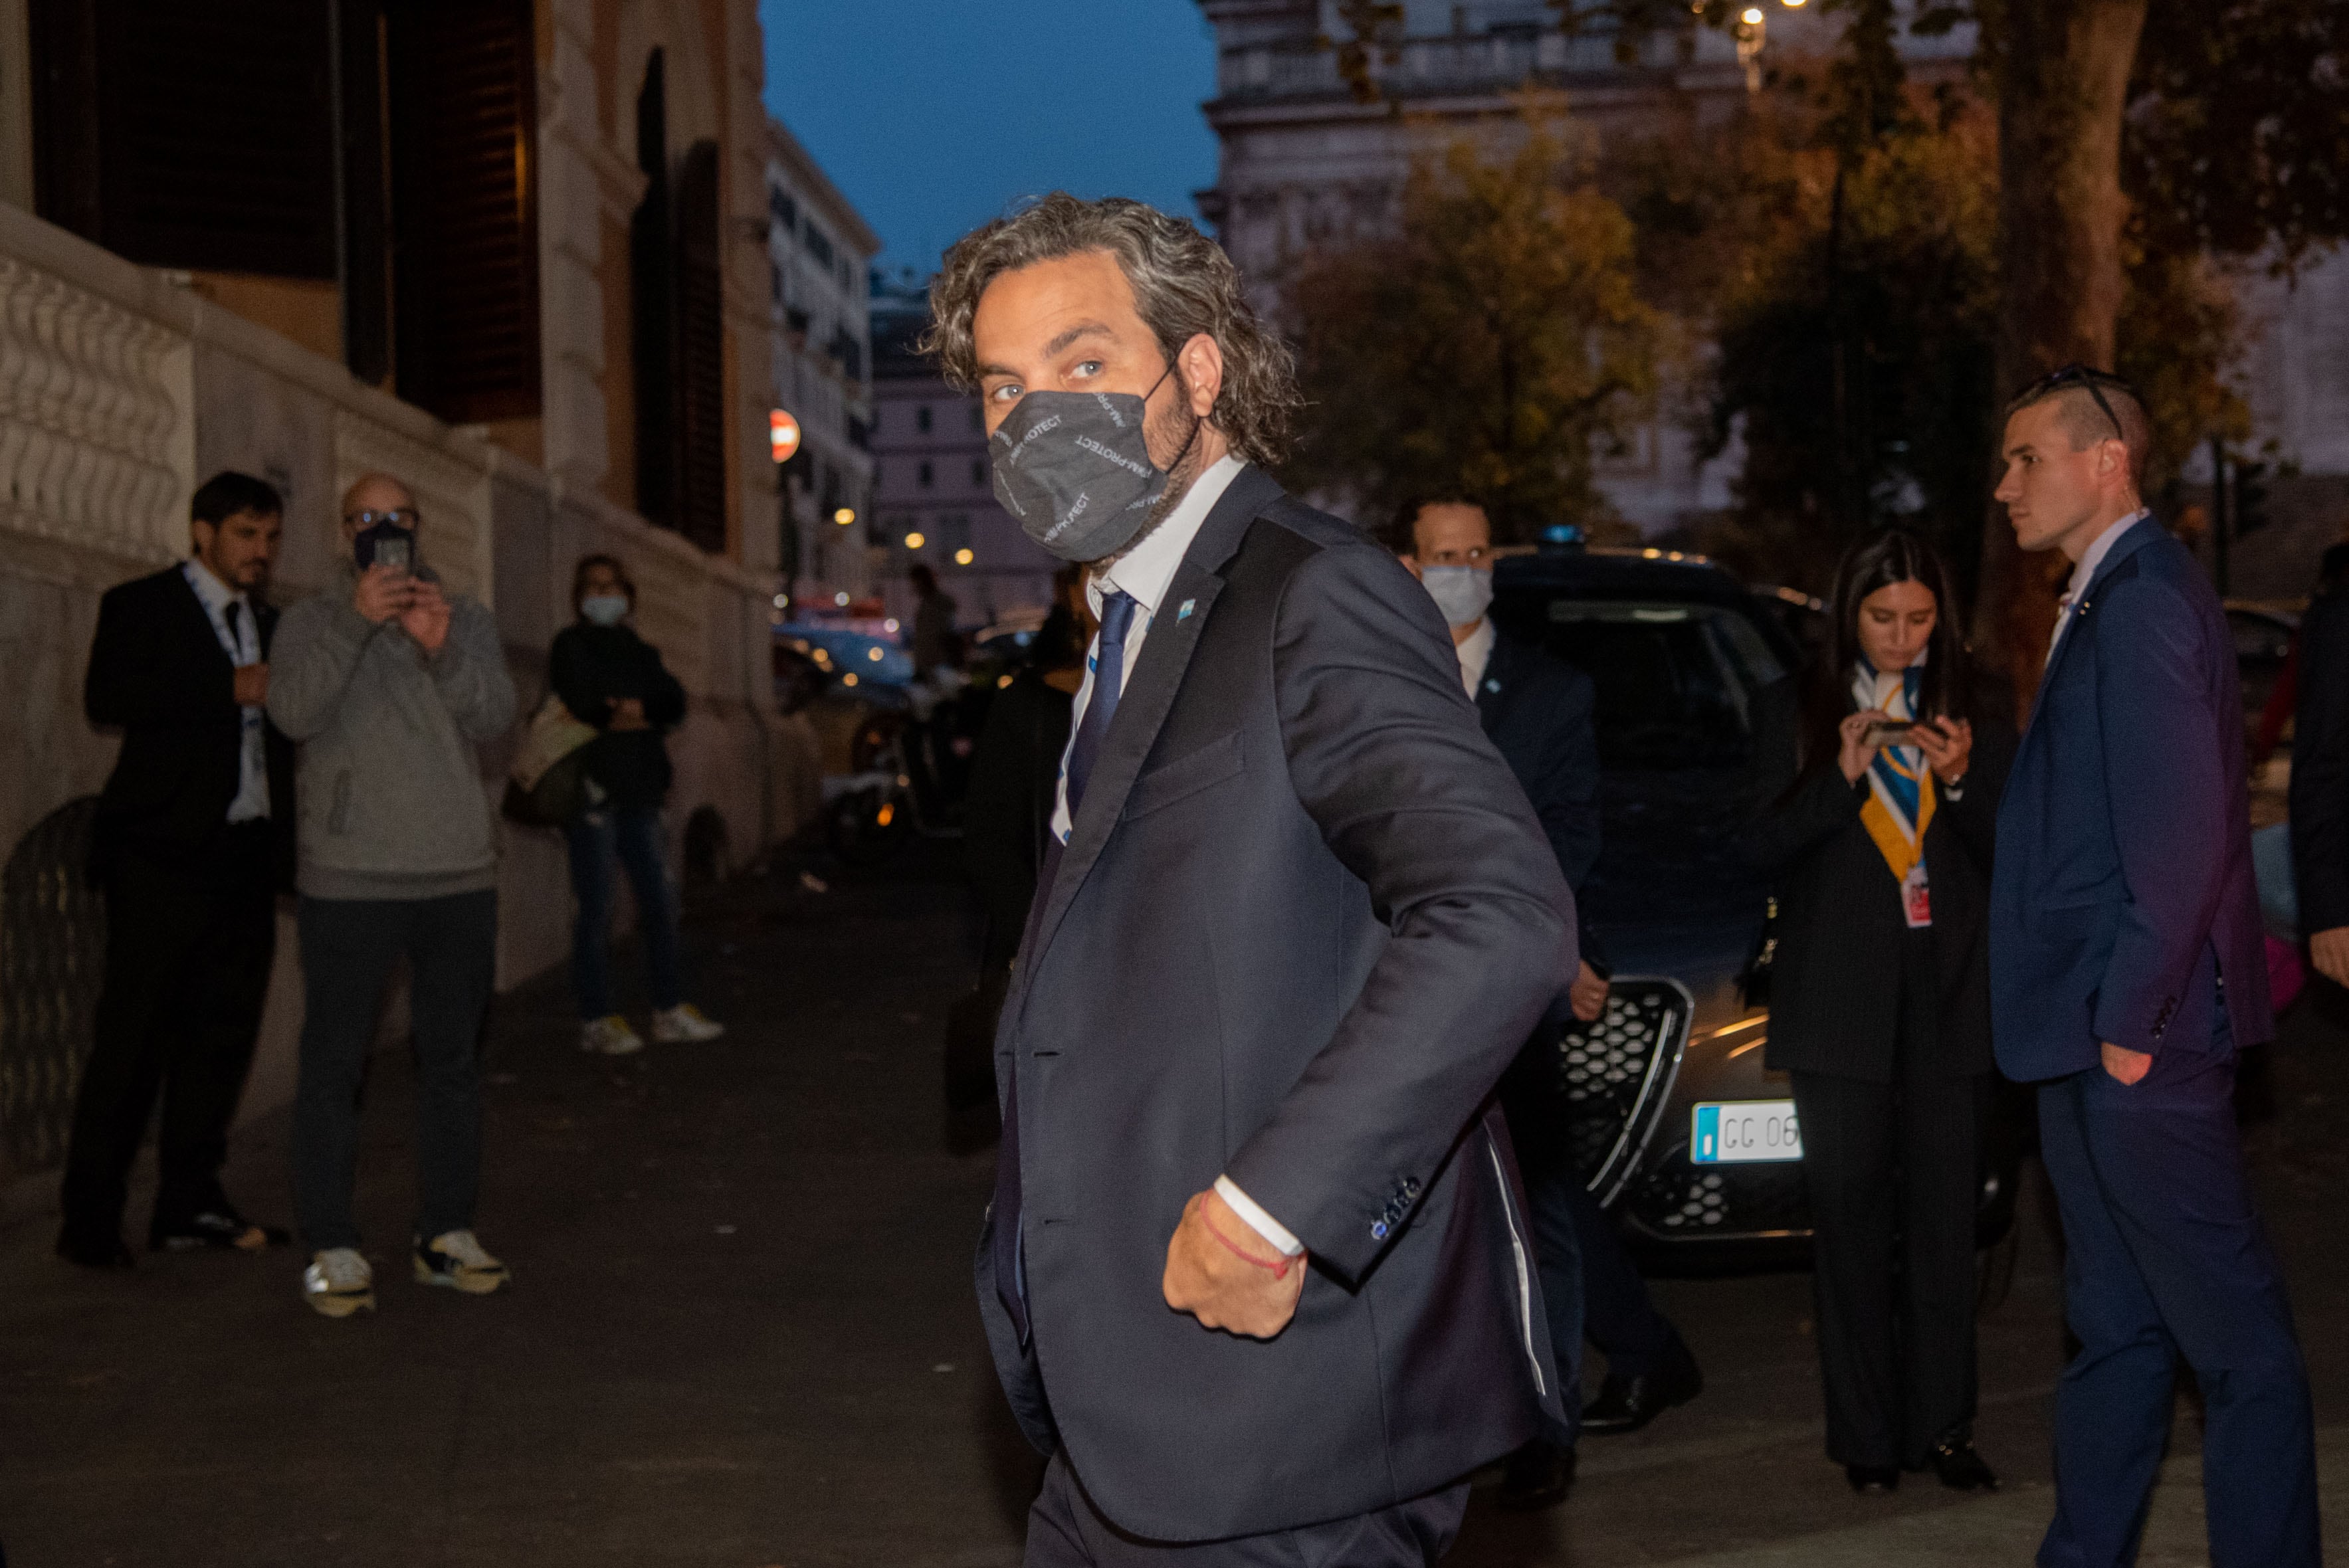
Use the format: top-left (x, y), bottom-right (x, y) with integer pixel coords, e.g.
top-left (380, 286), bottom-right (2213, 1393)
top-left (1974, 0), bottom-right (2148, 721)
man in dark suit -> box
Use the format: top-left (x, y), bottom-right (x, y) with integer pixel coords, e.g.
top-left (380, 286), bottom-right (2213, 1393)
top-left (2288, 541), bottom-right (2349, 987)
top-left (1989, 367), bottom-right (2316, 1567)
top-left (1398, 499), bottom-right (1700, 1509)
top-left (59, 471), bottom-right (296, 1268)
top-left (932, 194), bottom-right (1575, 1563)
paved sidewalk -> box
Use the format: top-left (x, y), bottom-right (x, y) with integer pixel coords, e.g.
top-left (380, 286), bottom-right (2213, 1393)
top-left (4, 841), bottom-right (2345, 1567)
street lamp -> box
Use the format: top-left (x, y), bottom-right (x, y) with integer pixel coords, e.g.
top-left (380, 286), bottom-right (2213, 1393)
top-left (833, 507), bottom-right (856, 526)
top-left (905, 532), bottom-right (927, 549)
top-left (954, 548), bottom-right (974, 565)
top-left (769, 410), bottom-right (801, 463)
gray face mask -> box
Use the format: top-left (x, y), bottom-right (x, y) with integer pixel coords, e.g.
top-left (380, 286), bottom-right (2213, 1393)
top-left (989, 365), bottom-right (1198, 563)
top-left (1419, 565), bottom-right (1494, 629)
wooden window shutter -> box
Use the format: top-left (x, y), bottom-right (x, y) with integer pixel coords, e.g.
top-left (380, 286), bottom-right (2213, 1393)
top-left (387, 0), bottom-right (540, 424)
top-left (29, 0), bottom-right (336, 277)
top-left (672, 139), bottom-right (728, 553)
top-left (630, 50), bottom-right (678, 528)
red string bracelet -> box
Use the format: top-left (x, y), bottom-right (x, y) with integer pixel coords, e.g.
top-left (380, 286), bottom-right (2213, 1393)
top-left (1197, 1200), bottom-right (1298, 1280)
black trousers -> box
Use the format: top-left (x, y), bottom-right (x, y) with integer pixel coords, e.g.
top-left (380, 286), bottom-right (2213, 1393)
top-left (60, 824), bottom-right (276, 1241)
top-left (1788, 934), bottom-right (1986, 1469)
top-left (1025, 1452), bottom-right (1470, 1567)
top-left (290, 890), bottom-right (496, 1251)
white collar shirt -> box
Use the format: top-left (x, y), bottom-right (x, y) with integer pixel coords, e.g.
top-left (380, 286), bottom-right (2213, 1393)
top-left (182, 559), bottom-right (271, 823)
top-left (2046, 508), bottom-right (2152, 666)
top-left (1048, 454), bottom-right (1246, 846)
top-left (1454, 616), bottom-right (1496, 699)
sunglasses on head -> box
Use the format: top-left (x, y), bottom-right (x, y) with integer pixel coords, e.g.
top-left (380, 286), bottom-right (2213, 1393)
top-left (2017, 363), bottom-right (2138, 444)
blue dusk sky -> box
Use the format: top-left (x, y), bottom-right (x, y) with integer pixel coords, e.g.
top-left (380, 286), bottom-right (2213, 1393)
top-left (760, 1), bottom-right (1223, 277)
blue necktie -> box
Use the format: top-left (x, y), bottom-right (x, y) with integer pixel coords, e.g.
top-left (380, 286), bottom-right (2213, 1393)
top-left (991, 589), bottom-right (1140, 1345)
top-left (1064, 590), bottom-right (1139, 824)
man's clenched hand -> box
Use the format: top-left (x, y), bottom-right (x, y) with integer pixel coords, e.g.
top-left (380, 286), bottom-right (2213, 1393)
top-left (1163, 1188), bottom-right (1304, 1339)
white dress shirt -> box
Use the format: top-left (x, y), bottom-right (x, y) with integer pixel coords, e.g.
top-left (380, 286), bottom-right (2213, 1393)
top-left (1039, 454), bottom-right (1303, 1258)
top-left (1453, 615), bottom-right (1496, 698)
top-left (182, 559), bottom-right (271, 823)
top-left (2046, 509), bottom-right (2151, 666)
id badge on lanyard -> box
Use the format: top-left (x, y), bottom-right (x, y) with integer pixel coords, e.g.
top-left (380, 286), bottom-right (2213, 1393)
top-left (1902, 862), bottom-right (1932, 929)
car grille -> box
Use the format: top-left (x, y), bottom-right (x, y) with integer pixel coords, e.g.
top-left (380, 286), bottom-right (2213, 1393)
top-left (1534, 979), bottom-right (1692, 1207)
top-left (1626, 1147), bottom-right (1813, 1239)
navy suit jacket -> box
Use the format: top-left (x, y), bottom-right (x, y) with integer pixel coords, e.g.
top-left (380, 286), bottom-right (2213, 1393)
top-left (976, 468), bottom-right (1574, 1540)
top-left (1474, 633), bottom-right (1601, 890)
top-left (1989, 518), bottom-right (2272, 1082)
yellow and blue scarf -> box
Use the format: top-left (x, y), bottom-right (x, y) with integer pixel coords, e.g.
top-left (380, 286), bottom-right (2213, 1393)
top-left (1855, 663), bottom-right (1933, 884)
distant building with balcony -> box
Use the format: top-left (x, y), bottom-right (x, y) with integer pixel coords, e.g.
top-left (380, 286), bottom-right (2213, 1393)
top-left (0, 0), bottom-right (821, 1187)
top-left (868, 274), bottom-right (1059, 627)
top-left (765, 118), bottom-right (879, 613)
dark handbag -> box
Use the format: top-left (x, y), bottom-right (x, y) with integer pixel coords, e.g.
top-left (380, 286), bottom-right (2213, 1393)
top-left (1740, 895), bottom-right (1780, 1008)
top-left (501, 747), bottom-right (597, 828)
top-left (943, 966), bottom-right (1009, 1111)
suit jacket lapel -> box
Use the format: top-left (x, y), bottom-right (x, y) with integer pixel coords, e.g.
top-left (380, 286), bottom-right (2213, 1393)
top-left (2021, 516), bottom-right (2160, 750)
top-left (170, 566), bottom-right (237, 674)
top-left (1474, 632), bottom-right (1512, 728)
top-left (1018, 467), bottom-right (1282, 991)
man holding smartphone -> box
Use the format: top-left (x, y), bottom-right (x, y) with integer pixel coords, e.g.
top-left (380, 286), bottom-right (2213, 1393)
top-left (266, 472), bottom-right (516, 1318)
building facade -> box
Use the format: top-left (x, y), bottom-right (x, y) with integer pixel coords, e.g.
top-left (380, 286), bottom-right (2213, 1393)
top-left (766, 118), bottom-right (880, 613)
top-left (0, 0), bottom-right (822, 1186)
top-left (868, 275), bottom-right (1059, 627)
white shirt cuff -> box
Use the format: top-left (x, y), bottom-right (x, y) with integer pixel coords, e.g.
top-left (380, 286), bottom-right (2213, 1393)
top-left (1213, 1175), bottom-right (1304, 1257)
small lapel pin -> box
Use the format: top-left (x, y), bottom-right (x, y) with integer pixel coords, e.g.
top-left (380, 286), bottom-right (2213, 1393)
top-left (1484, 679), bottom-right (1501, 693)
top-left (1176, 599), bottom-right (1195, 622)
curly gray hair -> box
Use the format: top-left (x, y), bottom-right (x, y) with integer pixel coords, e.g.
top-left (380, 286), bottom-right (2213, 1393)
top-left (922, 194), bottom-right (1301, 468)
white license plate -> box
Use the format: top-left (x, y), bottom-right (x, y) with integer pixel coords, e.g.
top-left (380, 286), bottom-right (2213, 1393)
top-left (1690, 1100), bottom-right (1804, 1164)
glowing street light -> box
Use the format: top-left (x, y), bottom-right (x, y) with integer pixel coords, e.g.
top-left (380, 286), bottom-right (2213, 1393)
top-left (904, 532), bottom-right (926, 549)
top-left (833, 507), bottom-right (856, 526)
top-left (954, 548), bottom-right (974, 565)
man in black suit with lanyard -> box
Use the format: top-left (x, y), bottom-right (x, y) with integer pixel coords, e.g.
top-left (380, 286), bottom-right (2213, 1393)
top-left (58, 471), bottom-right (295, 1268)
top-left (934, 194), bottom-right (1574, 1565)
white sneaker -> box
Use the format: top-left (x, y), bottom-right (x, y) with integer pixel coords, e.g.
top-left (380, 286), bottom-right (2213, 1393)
top-left (581, 1015), bottom-right (644, 1055)
top-left (413, 1230), bottom-right (510, 1294)
top-left (303, 1248), bottom-right (375, 1318)
top-left (651, 1003), bottom-right (725, 1044)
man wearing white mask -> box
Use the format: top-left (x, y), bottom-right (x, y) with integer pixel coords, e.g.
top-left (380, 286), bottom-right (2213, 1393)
top-left (1400, 498), bottom-right (1705, 1505)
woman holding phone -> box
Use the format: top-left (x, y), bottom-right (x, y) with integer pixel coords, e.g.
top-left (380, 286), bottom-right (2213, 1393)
top-left (1742, 530), bottom-right (2011, 1497)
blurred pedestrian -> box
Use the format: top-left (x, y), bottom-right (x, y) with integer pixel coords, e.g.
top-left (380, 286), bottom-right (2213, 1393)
top-left (552, 554), bottom-right (723, 1056)
top-left (266, 472), bottom-right (518, 1318)
top-left (1990, 367), bottom-right (2314, 1567)
top-left (2289, 539), bottom-right (2349, 988)
top-left (937, 193), bottom-right (1572, 1563)
top-left (908, 561), bottom-right (961, 676)
top-left (1398, 496), bottom-right (1702, 1508)
top-left (1742, 528), bottom-right (2008, 1496)
top-left (58, 472), bottom-right (296, 1268)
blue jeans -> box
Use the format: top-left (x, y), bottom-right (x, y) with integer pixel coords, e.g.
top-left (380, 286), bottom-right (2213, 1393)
top-left (567, 807), bottom-right (682, 1019)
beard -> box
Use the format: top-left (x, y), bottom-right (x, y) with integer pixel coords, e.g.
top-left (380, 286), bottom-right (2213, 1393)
top-left (1090, 373), bottom-right (1207, 570)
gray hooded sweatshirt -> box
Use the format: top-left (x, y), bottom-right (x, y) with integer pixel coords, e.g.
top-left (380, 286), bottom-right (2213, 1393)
top-left (266, 565), bottom-right (517, 900)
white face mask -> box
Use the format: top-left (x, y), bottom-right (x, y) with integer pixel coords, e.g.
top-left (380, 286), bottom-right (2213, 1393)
top-left (580, 593), bottom-right (629, 627)
top-left (1419, 565), bottom-right (1493, 629)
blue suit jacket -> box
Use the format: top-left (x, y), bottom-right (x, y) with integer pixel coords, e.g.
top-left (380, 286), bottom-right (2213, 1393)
top-left (1990, 518), bottom-right (2273, 1082)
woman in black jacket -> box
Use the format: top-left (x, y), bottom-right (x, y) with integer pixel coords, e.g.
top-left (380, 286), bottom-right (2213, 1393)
top-left (554, 555), bottom-right (722, 1056)
top-left (1742, 530), bottom-right (2011, 1497)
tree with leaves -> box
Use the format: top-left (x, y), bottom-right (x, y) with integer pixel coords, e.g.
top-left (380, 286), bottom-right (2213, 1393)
top-left (1281, 116), bottom-right (1661, 541)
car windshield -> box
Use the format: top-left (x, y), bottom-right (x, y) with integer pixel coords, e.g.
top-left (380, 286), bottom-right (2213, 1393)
top-left (1528, 600), bottom-right (1786, 769)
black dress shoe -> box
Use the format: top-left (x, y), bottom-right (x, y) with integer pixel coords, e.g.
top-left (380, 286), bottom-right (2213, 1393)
top-left (56, 1228), bottom-right (136, 1270)
top-left (1497, 1440), bottom-right (1576, 1511)
top-left (1926, 1436), bottom-right (1999, 1492)
top-left (1846, 1464), bottom-right (1900, 1494)
top-left (1580, 1335), bottom-right (1704, 1435)
top-left (150, 1208), bottom-right (291, 1252)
